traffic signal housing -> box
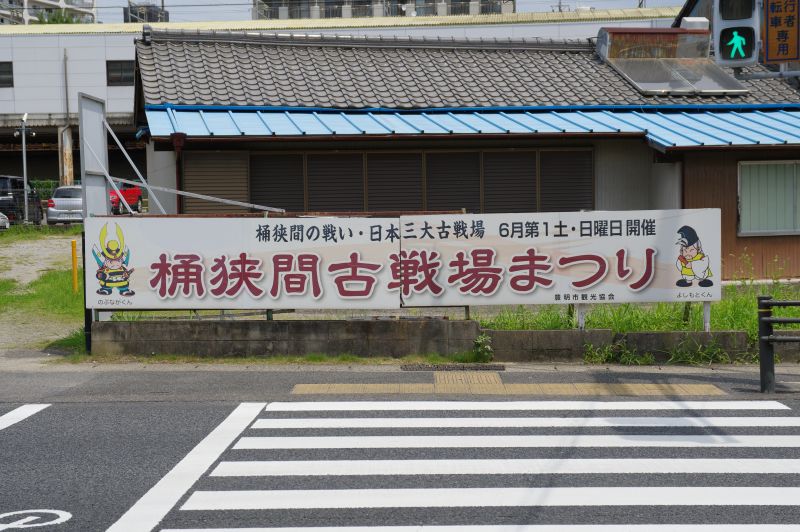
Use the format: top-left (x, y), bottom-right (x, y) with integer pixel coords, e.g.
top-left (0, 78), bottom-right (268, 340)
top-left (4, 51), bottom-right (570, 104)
top-left (714, 0), bottom-right (760, 67)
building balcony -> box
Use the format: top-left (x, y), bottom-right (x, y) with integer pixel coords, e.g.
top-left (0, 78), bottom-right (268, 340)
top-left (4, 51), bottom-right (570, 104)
top-left (253, 0), bottom-right (512, 19)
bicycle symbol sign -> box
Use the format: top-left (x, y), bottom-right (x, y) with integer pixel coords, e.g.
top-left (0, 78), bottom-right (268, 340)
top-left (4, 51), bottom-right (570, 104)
top-left (0, 510), bottom-right (72, 531)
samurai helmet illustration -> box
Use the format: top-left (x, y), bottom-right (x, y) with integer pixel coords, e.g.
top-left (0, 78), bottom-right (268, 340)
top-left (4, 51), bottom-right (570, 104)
top-left (99, 223), bottom-right (126, 260)
top-left (676, 225), bottom-right (700, 247)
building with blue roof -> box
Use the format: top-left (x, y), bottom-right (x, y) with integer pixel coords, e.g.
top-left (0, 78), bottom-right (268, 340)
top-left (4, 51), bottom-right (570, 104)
top-left (135, 26), bottom-right (800, 279)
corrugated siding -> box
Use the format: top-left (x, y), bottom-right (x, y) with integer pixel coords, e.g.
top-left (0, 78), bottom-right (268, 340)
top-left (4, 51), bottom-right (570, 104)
top-left (307, 154), bottom-right (364, 211)
top-left (250, 154), bottom-right (305, 212)
top-left (739, 162), bottom-right (797, 234)
top-left (367, 153), bottom-right (423, 211)
top-left (426, 152), bottom-right (481, 213)
top-left (683, 150), bottom-right (800, 279)
top-left (483, 151), bottom-right (537, 213)
top-left (539, 150), bottom-right (594, 212)
top-left (182, 152), bottom-right (249, 213)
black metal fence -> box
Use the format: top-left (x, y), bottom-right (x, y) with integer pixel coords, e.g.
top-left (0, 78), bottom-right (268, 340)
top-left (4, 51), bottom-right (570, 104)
top-left (758, 295), bottom-right (800, 393)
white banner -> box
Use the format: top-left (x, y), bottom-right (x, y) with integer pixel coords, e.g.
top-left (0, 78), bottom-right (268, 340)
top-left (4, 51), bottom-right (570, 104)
top-left (84, 209), bottom-right (721, 310)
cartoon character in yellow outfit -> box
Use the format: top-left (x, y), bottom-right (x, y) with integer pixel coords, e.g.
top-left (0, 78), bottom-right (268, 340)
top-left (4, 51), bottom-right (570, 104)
top-left (92, 223), bottom-right (135, 296)
top-left (675, 225), bottom-right (712, 288)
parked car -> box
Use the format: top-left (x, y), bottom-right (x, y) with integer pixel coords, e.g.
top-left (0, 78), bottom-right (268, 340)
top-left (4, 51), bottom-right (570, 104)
top-left (0, 212), bottom-right (9, 231)
top-left (110, 183), bottom-right (143, 214)
top-left (0, 175), bottom-right (43, 225)
top-left (47, 185), bottom-right (84, 225)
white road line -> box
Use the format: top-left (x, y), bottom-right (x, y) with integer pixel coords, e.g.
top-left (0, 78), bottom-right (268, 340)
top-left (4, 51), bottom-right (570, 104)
top-left (106, 402), bottom-right (266, 532)
top-left (233, 434), bottom-right (800, 449)
top-left (265, 401), bottom-right (789, 412)
top-left (251, 416), bottom-right (800, 429)
top-left (209, 458), bottom-right (800, 477)
top-left (181, 486), bottom-right (800, 510)
top-left (161, 526), bottom-right (800, 532)
top-left (0, 404), bottom-right (50, 431)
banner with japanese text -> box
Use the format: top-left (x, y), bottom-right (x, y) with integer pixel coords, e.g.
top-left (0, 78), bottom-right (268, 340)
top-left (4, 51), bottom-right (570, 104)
top-left (398, 209), bottom-right (721, 307)
top-left (84, 208), bottom-right (720, 310)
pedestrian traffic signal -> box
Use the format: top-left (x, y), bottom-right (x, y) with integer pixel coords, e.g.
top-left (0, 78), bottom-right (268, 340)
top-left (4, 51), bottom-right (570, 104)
top-left (713, 0), bottom-right (760, 67)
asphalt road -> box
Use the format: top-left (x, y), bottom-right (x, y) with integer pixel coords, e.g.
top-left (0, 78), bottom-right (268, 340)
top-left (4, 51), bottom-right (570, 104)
top-left (2, 364), bottom-right (800, 531)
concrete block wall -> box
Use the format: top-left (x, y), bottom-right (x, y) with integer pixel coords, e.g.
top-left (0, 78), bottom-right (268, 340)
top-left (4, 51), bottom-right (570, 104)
top-left (92, 319), bottom-right (480, 357)
top-left (92, 320), bottom-right (764, 362)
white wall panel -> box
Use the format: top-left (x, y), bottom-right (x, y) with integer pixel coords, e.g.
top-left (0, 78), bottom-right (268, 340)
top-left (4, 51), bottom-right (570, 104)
top-left (146, 142), bottom-right (178, 214)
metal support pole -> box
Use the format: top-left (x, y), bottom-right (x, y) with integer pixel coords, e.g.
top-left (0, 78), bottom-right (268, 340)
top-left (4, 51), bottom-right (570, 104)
top-left (702, 301), bottom-right (711, 333)
top-left (21, 120), bottom-right (28, 224)
top-left (82, 231), bottom-right (92, 354)
top-left (576, 303), bottom-right (586, 330)
top-left (758, 295), bottom-right (775, 394)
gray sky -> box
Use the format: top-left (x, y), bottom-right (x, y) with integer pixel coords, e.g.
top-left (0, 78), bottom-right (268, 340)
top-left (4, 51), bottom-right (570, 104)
top-left (96, 0), bottom-right (682, 24)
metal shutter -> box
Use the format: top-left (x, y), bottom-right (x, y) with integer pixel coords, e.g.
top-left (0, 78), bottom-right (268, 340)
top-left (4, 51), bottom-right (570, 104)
top-left (367, 153), bottom-right (423, 211)
top-left (483, 151), bottom-right (537, 213)
top-left (307, 154), bottom-right (364, 212)
top-left (426, 152), bottom-right (480, 213)
top-left (539, 150), bottom-right (594, 212)
top-left (250, 154), bottom-right (304, 212)
top-left (182, 152), bottom-right (249, 214)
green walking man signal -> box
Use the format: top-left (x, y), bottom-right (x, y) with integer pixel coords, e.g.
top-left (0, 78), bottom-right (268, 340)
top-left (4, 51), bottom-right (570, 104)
top-left (726, 30), bottom-right (747, 58)
top-left (714, 0), bottom-right (760, 67)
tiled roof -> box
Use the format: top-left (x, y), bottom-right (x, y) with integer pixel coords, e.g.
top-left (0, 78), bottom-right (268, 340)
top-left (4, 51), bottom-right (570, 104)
top-left (135, 30), bottom-right (800, 109)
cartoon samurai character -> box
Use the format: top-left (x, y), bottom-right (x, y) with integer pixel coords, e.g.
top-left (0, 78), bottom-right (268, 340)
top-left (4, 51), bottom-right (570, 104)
top-left (675, 225), bottom-right (713, 288)
top-left (92, 223), bottom-right (135, 296)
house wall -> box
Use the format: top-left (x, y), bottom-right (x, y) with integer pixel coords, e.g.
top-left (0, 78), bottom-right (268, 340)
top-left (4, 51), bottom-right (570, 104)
top-left (594, 139), bottom-right (653, 211)
top-left (152, 139), bottom-right (668, 216)
top-left (146, 142), bottom-right (177, 214)
top-left (0, 33), bottom-right (134, 126)
top-left (650, 162), bottom-right (682, 210)
top-left (682, 149), bottom-right (800, 280)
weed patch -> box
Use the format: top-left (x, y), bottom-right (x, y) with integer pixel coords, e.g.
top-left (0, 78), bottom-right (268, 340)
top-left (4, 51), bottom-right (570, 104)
top-left (0, 269), bottom-right (84, 327)
top-left (0, 224), bottom-right (83, 244)
top-left (584, 341), bottom-right (655, 366)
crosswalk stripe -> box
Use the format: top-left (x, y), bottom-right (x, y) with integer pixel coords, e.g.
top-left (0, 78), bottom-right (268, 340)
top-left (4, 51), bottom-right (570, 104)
top-left (181, 486), bottom-right (800, 510)
top-left (251, 416), bottom-right (800, 429)
top-left (0, 404), bottom-right (50, 431)
top-left (161, 526), bottom-right (800, 532)
top-left (233, 434), bottom-right (800, 449)
top-left (265, 401), bottom-right (789, 412)
top-left (107, 402), bottom-right (267, 532)
top-left (209, 458), bottom-right (800, 477)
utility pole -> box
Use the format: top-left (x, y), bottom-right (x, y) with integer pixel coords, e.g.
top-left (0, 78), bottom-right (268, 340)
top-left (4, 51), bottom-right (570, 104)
top-left (13, 113), bottom-right (35, 224)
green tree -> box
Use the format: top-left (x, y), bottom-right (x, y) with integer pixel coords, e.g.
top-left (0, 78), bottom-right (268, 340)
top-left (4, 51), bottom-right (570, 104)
top-left (34, 9), bottom-right (82, 23)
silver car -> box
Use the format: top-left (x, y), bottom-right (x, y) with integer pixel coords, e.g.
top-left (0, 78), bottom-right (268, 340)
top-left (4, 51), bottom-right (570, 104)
top-left (0, 212), bottom-right (8, 231)
top-left (47, 186), bottom-right (83, 225)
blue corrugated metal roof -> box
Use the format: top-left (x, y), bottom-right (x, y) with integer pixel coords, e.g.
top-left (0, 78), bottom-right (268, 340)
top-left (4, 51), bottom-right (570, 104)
top-left (144, 108), bottom-right (800, 150)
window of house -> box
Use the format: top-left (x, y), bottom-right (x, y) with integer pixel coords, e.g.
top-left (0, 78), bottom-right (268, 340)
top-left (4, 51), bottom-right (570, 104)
top-left (739, 161), bottom-right (800, 235)
top-left (106, 60), bottom-right (135, 86)
top-left (0, 62), bottom-right (13, 88)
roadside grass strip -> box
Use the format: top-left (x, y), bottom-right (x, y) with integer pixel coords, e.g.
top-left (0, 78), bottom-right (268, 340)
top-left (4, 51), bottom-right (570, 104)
top-left (0, 404), bottom-right (50, 431)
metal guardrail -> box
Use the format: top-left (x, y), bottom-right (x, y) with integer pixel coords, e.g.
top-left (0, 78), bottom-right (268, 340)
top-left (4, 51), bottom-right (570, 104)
top-left (757, 295), bottom-right (800, 393)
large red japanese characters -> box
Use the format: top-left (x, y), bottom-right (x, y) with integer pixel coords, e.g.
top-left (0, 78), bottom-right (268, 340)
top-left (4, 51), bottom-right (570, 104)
top-left (84, 210), bottom-right (721, 310)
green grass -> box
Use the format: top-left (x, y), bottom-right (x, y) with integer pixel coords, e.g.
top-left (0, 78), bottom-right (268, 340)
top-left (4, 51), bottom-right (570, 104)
top-left (0, 223), bottom-right (83, 244)
top-left (46, 329), bottom-right (87, 358)
top-left (0, 268), bottom-right (85, 319)
top-left (480, 281), bottom-right (800, 343)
